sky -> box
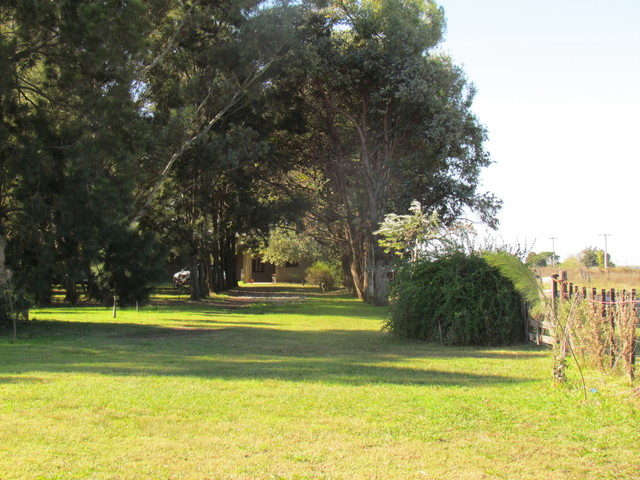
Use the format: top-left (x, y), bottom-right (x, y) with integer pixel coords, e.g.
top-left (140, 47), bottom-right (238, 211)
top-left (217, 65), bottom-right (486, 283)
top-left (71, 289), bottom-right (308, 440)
top-left (436, 0), bottom-right (640, 265)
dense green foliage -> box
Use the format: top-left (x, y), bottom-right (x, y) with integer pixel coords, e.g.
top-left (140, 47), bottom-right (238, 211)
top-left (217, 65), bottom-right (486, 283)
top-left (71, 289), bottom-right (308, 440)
top-left (0, 0), bottom-right (301, 310)
top-left (305, 260), bottom-right (342, 290)
top-left (387, 254), bottom-right (526, 346)
top-left (259, 227), bottom-right (326, 266)
top-left (579, 247), bottom-right (600, 268)
top-left (0, 0), bottom-right (498, 316)
top-left (577, 246), bottom-right (615, 268)
top-left (270, 0), bottom-right (499, 304)
top-left (1, 0), bottom-right (156, 309)
top-left (525, 251), bottom-right (557, 267)
top-left (87, 227), bottom-right (163, 306)
top-left (136, 0), bottom-right (307, 299)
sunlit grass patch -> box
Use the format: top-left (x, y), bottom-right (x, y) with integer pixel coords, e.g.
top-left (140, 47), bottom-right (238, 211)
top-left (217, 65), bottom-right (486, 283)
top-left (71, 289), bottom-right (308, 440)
top-left (0, 284), bottom-right (637, 479)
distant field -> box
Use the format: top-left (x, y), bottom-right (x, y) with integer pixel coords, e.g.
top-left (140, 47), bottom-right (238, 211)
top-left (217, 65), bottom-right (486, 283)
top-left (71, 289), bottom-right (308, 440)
top-left (536, 266), bottom-right (640, 292)
top-left (0, 284), bottom-right (638, 479)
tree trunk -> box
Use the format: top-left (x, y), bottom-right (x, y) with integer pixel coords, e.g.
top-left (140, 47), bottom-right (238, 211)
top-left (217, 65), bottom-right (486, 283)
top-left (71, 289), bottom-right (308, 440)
top-left (340, 254), bottom-right (356, 295)
top-left (361, 232), bottom-right (390, 306)
top-left (199, 261), bottom-right (209, 298)
top-left (346, 240), bottom-right (389, 305)
top-left (208, 233), bottom-right (237, 293)
top-left (342, 211), bottom-right (366, 300)
top-left (363, 259), bottom-right (390, 306)
top-left (211, 238), bottom-right (222, 293)
top-left (348, 248), bottom-right (365, 301)
top-left (224, 235), bottom-right (237, 289)
top-left (64, 277), bottom-right (79, 304)
top-left (0, 237), bottom-right (10, 290)
top-left (0, 236), bottom-right (17, 326)
top-left (189, 258), bottom-right (201, 300)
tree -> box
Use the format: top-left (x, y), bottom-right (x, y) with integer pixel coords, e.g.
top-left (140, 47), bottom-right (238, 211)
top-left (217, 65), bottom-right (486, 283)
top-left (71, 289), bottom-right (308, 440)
top-left (0, 0), bottom-right (499, 311)
top-left (578, 247), bottom-right (614, 269)
top-left (0, 0), bottom-right (312, 311)
top-left (596, 250), bottom-right (615, 268)
top-left (138, 0), bottom-right (309, 299)
top-left (1, 0), bottom-right (160, 309)
top-left (375, 201), bottom-right (439, 263)
top-left (281, 0), bottom-right (499, 304)
top-left (579, 247), bottom-right (599, 268)
top-left (259, 227), bottom-right (326, 266)
top-left (525, 251), bottom-right (558, 268)
top-left (374, 200), bottom-right (472, 264)
top-left (131, 0), bottom-right (303, 225)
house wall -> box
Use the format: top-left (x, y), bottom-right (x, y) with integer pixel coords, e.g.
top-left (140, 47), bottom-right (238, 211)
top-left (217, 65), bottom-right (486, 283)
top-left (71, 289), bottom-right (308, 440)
top-left (236, 253), bottom-right (310, 283)
top-left (275, 262), bottom-right (309, 283)
top-left (251, 258), bottom-right (276, 283)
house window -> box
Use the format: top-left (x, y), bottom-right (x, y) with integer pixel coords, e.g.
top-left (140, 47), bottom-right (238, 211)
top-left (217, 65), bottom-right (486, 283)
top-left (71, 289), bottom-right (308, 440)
top-left (285, 261), bottom-right (299, 268)
top-left (252, 258), bottom-right (266, 273)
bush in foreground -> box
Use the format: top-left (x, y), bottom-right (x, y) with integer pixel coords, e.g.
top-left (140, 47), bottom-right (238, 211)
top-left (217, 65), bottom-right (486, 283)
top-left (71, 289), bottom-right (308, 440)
top-left (386, 253), bottom-right (526, 346)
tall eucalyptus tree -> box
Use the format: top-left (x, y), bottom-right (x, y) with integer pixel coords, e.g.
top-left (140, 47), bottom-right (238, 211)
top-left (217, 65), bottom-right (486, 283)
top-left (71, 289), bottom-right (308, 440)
top-left (282, 0), bottom-right (500, 304)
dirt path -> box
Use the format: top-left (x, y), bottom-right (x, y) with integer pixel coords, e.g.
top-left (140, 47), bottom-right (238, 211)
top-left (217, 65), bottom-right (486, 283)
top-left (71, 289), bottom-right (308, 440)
top-left (213, 284), bottom-right (310, 309)
top-left (161, 284), bottom-right (314, 309)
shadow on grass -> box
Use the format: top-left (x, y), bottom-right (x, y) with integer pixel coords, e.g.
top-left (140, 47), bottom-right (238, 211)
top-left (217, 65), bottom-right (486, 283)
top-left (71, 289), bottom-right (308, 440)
top-left (153, 283), bottom-right (361, 308)
top-left (0, 319), bottom-right (545, 387)
top-left (33, 299), bottom-right (385, 324)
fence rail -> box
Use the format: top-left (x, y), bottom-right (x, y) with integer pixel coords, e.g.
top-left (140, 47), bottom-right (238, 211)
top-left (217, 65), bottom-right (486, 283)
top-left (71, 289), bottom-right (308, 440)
top-left (527, 271), bottom-right (638, 380)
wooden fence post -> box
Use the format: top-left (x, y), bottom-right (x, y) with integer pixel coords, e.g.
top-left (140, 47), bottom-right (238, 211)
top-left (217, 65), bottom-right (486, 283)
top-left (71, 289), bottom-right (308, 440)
top-left (608, 289), bottom-right (616, 368)
top-left (631, 335), bottom-right (636, 382)
top-left (551, 274), bottom-right (559, 312)
top-left (560, 271), bottom-right (568, 301)
top-left (630, 289), bottom-right (637, 380)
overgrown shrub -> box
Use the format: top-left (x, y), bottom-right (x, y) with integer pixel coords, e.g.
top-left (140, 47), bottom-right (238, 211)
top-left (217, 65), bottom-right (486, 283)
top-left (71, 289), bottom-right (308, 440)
top-left (386, 253), bottom-right (526, 346)
top-left (566, 295), bottom-right (637, 380)
top-left (305, 261), bottom-right (342, 290)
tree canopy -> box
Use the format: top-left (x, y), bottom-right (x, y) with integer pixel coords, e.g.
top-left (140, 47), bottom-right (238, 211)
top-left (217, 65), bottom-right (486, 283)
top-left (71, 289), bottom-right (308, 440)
top-left (0, 0), bottom-right (499, 316)
top-left (578, 247), bottom-right (614, 269)
top-left (272, 0), bottom-right (499, 303)
top-left (525, 251), bottom-right (559, 268)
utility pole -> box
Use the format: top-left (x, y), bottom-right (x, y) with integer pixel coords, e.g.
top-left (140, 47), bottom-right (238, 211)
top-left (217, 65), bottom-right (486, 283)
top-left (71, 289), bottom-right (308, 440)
top-left (549, 237), bottom-right (557, 267)
top-left (599, 234), bottom-right (611, 269)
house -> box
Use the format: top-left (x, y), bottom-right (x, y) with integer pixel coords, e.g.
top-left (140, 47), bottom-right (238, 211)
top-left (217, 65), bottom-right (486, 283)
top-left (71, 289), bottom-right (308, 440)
top-left (236, 253), bottom-right (309, 283)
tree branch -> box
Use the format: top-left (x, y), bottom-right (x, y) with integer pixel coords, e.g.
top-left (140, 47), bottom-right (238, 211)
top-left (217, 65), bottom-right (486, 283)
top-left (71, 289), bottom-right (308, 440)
top-left (130, 58), bottom-right (278, 225)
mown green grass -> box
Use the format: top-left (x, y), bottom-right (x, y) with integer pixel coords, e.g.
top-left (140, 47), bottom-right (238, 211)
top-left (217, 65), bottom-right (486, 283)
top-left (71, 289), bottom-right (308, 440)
top-left (1, 284), bottom-right (638, 479)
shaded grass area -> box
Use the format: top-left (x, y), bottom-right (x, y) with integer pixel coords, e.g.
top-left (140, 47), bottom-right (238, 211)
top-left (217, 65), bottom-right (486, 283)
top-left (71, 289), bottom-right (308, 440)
top-left (0, 285), bottom-right (638, 479)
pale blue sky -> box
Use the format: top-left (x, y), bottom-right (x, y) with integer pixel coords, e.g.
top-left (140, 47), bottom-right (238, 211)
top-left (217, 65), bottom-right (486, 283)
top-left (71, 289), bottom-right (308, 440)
top-left (437, 0), bottom-right (640, 265)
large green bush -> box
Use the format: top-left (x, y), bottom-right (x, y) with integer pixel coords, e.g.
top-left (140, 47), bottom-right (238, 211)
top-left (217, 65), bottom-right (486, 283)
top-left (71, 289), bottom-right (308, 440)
top-left (386, 253), bottom-right (526, 346)
top-left (305, 261), bottom-right (342, 290)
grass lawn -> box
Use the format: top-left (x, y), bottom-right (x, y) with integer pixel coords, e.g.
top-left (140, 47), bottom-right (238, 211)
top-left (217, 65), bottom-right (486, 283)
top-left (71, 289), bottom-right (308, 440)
top-left (0, 284), bottom-right (638, 480)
